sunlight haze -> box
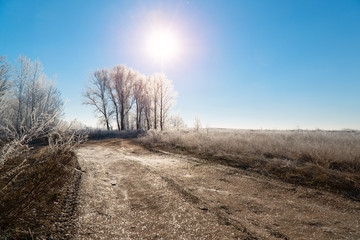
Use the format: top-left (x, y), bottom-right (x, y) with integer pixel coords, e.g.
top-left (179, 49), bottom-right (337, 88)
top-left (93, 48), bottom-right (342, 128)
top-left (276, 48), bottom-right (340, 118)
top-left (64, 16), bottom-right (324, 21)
top-left (145, 27), bottom-right (181, 63)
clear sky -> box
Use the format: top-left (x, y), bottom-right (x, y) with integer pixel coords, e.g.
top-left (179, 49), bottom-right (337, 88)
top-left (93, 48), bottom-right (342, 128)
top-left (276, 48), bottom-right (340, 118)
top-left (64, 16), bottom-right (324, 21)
top-left (1, 0), bottom-right (359, 130)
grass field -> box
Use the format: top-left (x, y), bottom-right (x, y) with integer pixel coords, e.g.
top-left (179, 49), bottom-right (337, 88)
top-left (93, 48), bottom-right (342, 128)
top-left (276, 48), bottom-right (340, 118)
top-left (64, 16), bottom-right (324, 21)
top-left (139, 129), bottom-right (360, 200)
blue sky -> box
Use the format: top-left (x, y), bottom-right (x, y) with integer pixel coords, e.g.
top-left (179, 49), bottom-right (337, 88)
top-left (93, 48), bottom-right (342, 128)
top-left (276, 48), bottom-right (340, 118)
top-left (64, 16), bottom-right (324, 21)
top-left (1, 0), bottom-right (359, 130)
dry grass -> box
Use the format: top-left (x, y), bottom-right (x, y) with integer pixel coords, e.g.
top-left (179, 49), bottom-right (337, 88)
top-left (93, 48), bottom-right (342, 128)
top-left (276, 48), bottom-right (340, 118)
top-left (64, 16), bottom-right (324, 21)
top-left (0, 148), bottom-right (76, 238)
top-left (138, 129), bottom-right (360, 200)
top-left (0, 129), bottom-right (85, 239)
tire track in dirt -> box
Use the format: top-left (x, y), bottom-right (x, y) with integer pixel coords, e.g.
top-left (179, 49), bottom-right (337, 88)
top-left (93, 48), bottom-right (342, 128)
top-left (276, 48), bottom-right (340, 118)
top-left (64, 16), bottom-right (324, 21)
top-left (74, 139), bottom-right (360, 239)
top-left (54, 168), bottom-right (82, 239)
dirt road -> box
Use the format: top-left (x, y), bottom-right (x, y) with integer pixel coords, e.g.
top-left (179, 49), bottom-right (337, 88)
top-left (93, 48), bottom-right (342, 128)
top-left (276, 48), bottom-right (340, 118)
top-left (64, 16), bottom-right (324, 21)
top-left (74, 139), bottom-right (360, 239)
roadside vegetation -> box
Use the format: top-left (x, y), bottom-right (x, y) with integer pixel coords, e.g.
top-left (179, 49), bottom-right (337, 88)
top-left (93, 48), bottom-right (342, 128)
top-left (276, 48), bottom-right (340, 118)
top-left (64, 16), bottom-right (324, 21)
top-left (0, 56), bottom-right (84, 238)
top-left (138, 129), bottom-right (360, 200)
top-left (86, 129), bottom-right (144, 140)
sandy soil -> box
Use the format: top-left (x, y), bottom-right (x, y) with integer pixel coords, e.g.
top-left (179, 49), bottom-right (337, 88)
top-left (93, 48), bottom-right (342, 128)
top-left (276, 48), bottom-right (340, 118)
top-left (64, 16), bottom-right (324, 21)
top-left (73, 139), bottom-right (360, 239)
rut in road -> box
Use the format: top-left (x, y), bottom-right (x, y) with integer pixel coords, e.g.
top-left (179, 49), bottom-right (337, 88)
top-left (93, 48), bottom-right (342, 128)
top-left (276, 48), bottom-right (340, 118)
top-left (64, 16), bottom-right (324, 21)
top-left (74, 139), bottom-right (360, 239)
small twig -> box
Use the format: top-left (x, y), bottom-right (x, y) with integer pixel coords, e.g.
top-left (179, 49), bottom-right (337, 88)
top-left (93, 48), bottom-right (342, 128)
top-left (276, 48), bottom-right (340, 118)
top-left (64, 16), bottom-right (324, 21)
top-left (28, 227), bottom-right (34, 240)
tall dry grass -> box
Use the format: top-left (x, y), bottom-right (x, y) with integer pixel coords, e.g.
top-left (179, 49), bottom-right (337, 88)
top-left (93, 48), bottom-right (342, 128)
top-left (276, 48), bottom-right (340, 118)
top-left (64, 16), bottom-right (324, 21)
top-left (139, 129), bottom-right (360, 200)
top-left (0, 125), bottom-right (86, 238)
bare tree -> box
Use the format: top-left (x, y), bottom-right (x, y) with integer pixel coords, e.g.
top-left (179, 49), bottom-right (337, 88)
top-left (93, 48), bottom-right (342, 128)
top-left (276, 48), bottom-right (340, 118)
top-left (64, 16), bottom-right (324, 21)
top-left (110, 65), bottom-right (135, 130)
top-left (106, 77), bottom-right (121, 131)
top-left (169, 113), bottom-right (185, 131)
top-left (83, 69), bottom-right (112, 130)
top-left (150, 74), bottom-right (161, 130)
top-left (22, 59), bottom-right (53, 129)
top-left (133, 74), bottom-right (148, 130)
top-left (6, 56), bottom-right (63, 135)
top-left (157, 73), bottom-right (177, 131)
top-left (0, 56), bottom-right (11, 126)
top-left (194, 115), bottom-right (202, 132)
top-left (143, 76), bottom-right (153, 130)
top-left (13, 56), bottom-right (31, 132)
top-left (0, 56), bottom-right (11, 99)
top-left (0, 56), bottom-right (63, 141)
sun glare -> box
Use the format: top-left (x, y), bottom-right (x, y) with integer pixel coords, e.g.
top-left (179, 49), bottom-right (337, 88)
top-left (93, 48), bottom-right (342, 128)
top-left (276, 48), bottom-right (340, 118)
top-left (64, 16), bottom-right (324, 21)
top-left (146, 28), bottom-right (180, 62)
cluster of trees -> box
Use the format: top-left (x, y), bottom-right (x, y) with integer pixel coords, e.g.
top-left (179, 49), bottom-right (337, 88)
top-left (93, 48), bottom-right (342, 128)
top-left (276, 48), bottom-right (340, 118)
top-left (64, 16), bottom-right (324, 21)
top-left (83, 65), bottom-right (178, 131)
top-left (0, 56), bottom-right (63, 139)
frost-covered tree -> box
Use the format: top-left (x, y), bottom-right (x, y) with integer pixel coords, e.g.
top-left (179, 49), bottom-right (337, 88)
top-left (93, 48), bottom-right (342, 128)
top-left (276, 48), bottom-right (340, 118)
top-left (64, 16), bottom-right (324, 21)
top-left (158, 73), bottom-right (177, 131)
top-left (194, 115), bottom-right (202, 132)
top-left (110, 65), bottom-right (135, 130)
top-left (133, 74), bottom-right (149, 130)
top-left (13, 57), bottom-right (62, 132)
top-left (85, 64), bottom-right (178, 131)
top-left (83, 69), bottom-right (112, 130)
top-left (143, 77), bottom-right (153, 130)
top-left (0, 56), bottom-right (11, 99)
top-left (13, 56), bottom-right (31, 131)
top-left (150, 74), bottom-right (161, 130)
top-left (169, 113), bottom-right (185, 130)
top-left (143, 73), bottom-right (177, 131)
top-left (0, 56), bottom-right (63, 140)
top-left (0, 56), bottom-right (11, 126)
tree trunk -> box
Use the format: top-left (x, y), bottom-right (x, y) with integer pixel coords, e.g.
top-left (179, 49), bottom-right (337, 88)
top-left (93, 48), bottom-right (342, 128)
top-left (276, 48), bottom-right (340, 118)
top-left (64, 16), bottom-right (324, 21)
top-left (120, 101), bottom-right (125, 130)
top-left (154, 96), bottom-right (157, 130)
top-left (105, 117), bottom-right (110, 131)
top-left (145, 108), bottom-right (150, 130)
top-left (160, 89), bottom-right (163, 131)
top-left (136, 103), bottom-right (140, 130)
top-left (114, 104), bottom-right (120, 131)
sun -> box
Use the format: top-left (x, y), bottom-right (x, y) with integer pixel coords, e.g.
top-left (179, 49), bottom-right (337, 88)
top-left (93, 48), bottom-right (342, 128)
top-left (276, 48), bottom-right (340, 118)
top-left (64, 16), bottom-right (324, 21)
top-left (146, 28), bottom-right (180, 62)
